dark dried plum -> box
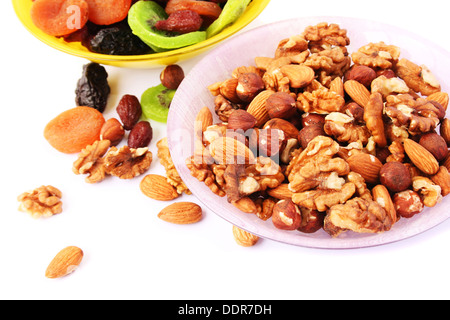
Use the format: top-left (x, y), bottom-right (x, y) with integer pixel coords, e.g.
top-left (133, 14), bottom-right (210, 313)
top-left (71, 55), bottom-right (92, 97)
top-left (89, 26), bottom-right (152, 55)
top-left (75, 62), bottom-right (111, 113)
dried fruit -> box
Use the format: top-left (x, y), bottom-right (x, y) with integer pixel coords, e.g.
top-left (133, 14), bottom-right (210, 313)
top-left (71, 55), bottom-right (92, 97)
top-left (155, 10), bottom-right (203, 34)
top-left (128, 121), bottom-right (153, 148)
top-left (140, 174), bottom-right (179, 201)
top-left (158, 202), bottom-right (203, 224)
top-left (45, 246), bottom-right (83, 279)
top-left (141, 84), bottom-right (176, 123)
top-left (232, 225), bottom-right (259, 247)
top-left (85, 0), bottom-right (131, 25)
top-left (128, 1), bottom-right (206, 52)
top-left (31, 0), bottom-right (89, 36)
top-left (44, 106), bottom-right (105, 154)
top-left (89, 25), bottom-right (151, 55)
top-left (75, 62), bottom-right (111, 113)
top-left (206, 0), bottom-right (251, 38)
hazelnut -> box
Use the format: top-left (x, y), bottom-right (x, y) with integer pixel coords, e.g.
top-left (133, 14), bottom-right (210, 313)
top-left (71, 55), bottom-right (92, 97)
top-left (297, 208), bottom-right (324, 234)
top-left (344, 65), bottom-right (377, 87)
top-left (419, 132), bottom-right (449, 162)
top-left (100, 118), bottom-right (125, 146)
top-left (160, 64), bottom-right (185, 90)
top-left (249, 128), bottom-right (286, 157)
top-left (236, 72), bottom-right (265, 103)
top-left (219, 78), bottom-right (241, 103)
top-left (298, 125), bottom-right (325, 149)
top-left (263, 118), bottom-right (299, 140)
top-left (227, 109), bottom-right (257, 131)
top-left (376, 69), bottom-right (396, 79)
top-left (265, 92), bottom-right (297, 119)
top-left (272, 199), bottom-right (302, 230)
top-left (393, 190), bottom-right (424, 218)
top-left (379, 162), bottom-right (412, 192)
top-left (344, 102), bottom-right (364, 123)
top-left (301, 113), bottom-right (325, 128)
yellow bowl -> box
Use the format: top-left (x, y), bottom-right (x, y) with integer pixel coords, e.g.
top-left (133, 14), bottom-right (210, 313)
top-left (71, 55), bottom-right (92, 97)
top-left (12, 0), bottom-right (270, 68)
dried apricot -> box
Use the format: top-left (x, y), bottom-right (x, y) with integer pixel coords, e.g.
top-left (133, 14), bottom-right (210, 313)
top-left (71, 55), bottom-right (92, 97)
top-left (44, 107), bottom-right (106, 154)
top-left (31, 0), bottom-right (89, 36)
top-left (85, 0), bottom-right (132, 25)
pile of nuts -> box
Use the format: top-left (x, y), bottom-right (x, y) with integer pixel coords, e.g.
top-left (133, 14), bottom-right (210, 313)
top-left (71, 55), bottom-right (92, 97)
top-left (188, 22), bottom-right (450, 237)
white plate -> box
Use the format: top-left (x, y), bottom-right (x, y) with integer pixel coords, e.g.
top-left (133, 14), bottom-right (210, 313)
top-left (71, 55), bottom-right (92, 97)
top-left (167, 16), bottom-right (450, 249)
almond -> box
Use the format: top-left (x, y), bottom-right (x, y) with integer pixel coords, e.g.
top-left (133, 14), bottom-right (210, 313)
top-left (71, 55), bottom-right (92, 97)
top-left (158, 202), bottom-right (202, 224)
top-left (427, 92), bottom-right (449, 110)
top-left (403, 138), bottom-right (440, 175)
top-left (45, 246), bottom-right (83, 279)
top-left (194, 106), bottom-right (213, 140)
top-left (347, 153), bottom-right (383, 184)
top-left (246, 90), bottom-right (275, 127)
top-left (140, 174), bottom-right (179, 201)
top-left (266, 183), bottom-right (294, 200)
top-left (209, 136), bottom-right (255, 165)
top-left (344, 80), bottom-right (371, 108)
top-left (232, 225), bottom-right (259, 247)
top-left (280, 65), bottom-right (315, 88)
top-left (372, 185), bottom-right (397, 224)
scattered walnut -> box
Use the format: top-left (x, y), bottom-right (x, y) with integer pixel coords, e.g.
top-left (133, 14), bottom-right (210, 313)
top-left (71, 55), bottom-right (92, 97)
top-left (186, 156), bottom-right (226, 197)
top-left (395, 59), bottom-right (441, 96)
top-left (297, 81), bottom-right (345, 114)
top-left (157, 138), bottom-right (191, 195)
top-left (286, 136), bottom-right (350, 193)
top-left (324, 112), bottom-right (371, 145)
top-left (351, 42), bottom-right (401, 69)
top-left (301, 22), bottom-right (350, 53)
top-left (324, 197), bottom-right (393, 237)
top-left (104, 146), bottom-right (152, 179)
top-left (18, 185), bottom-right (62, 218)
top-left (385, 94), bottom-right (442, 134)
top-left (72, 139), bottom-right (111, 183)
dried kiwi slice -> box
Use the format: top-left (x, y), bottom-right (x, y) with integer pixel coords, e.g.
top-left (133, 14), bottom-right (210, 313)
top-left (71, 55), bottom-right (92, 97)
top-left (206, 0), bottom-right (252, 38)
top-left (128, 1), bottom-right (206, 52)
top-left (141, 84), bottom-right (176, 123)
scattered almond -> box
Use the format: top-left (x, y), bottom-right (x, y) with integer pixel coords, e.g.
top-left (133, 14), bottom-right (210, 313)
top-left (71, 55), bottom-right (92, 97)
top-left (403, 138), bottom-right (440, 175)
top-left (140, 174), bottom-right (179, 201)
top-left (45, 246), bottom-right (83, 279)
top-left (232, 225), bottom-right (259, 247)
top-left (344, 80), bottom-right (371, 108)
top-left (347, 153), bottom-right (383, 184)
top-left (158, 202), bottom-right (202, 224)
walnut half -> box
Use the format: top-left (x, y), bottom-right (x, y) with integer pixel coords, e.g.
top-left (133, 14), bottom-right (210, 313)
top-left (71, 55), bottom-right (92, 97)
top-left (18, 185), bottom-right (63, 218)
top-left (104, 146), bottom-right (152, 179)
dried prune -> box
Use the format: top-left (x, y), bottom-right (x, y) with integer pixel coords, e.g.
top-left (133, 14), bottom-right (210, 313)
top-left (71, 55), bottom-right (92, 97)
top-left (75, 62), bottom-right (111, 113)
top-left (89, 26), bottom-right (152, 55)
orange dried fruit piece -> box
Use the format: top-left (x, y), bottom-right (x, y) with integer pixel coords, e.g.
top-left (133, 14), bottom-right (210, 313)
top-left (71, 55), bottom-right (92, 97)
top-left (31, 0), bottom-right (89, 36)
top-left (85, 0), bottom-right (132, 25)
top-left (44, 106), bottom-right (106, 154)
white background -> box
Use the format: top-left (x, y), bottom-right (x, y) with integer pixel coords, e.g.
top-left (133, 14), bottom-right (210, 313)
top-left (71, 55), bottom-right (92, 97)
top-left (2, 0), bottom-right (450, 300)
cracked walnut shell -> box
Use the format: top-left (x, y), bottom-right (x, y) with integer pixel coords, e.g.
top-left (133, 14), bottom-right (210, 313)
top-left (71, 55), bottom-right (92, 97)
top-left (104, 145), bottom-right (152, 179)
top-left (18, 185), bottom-right (62, 218)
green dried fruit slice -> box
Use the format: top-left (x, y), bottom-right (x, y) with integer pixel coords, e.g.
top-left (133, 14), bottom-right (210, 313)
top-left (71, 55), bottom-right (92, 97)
top-left (128, 1), bottom-right (206, 52)
top-left (206, 0), bottom-right (252, 38)
top-left (141, 84), bottom-right (176, 123)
